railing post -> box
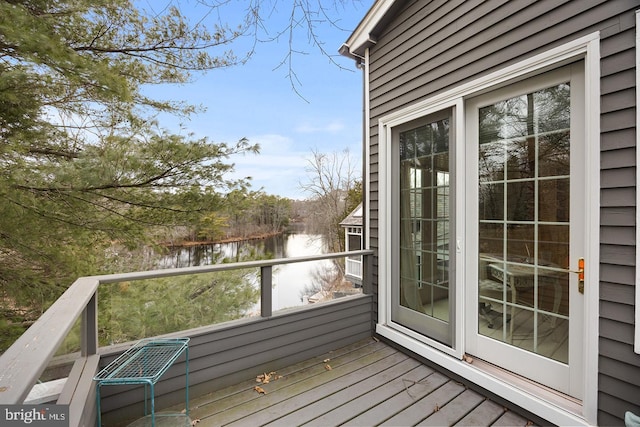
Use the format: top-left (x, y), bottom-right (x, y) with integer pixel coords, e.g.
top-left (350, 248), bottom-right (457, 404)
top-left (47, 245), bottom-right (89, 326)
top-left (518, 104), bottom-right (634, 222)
top-left (260, 266), bottom-right (272, 318)
top-left (362, 252), bottom-right (373, 295)
top-left (81, 291), bottom-right (98, 356)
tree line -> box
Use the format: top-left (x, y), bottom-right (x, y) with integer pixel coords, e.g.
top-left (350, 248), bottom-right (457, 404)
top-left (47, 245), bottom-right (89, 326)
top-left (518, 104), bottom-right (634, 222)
top-left (0, 0), bottom-right (363, 352)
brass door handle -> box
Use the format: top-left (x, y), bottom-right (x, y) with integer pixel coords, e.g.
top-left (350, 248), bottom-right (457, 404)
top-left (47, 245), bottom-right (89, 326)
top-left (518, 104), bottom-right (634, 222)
top-left (568, 258), bottom-right (585, 293)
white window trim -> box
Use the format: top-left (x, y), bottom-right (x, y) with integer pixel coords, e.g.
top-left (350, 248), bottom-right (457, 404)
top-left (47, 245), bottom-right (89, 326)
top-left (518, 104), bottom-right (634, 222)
top-left (634, 10), bottom-right (640, 356)
top-left (376, 32), bottom-right (600, 426)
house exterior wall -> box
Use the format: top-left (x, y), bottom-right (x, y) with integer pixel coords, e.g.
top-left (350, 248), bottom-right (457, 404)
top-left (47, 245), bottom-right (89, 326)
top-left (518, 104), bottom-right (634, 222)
top-left (364, 0), bottom-right (639, 424)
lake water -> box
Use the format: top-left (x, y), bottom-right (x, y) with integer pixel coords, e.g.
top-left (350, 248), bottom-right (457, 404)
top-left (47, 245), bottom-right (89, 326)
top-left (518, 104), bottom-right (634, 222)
top-left (158, 232), bottom-right (335, 311)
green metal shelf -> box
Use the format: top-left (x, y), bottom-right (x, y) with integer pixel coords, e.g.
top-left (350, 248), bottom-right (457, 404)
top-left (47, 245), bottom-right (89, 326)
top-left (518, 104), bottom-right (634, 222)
top-left (94, 338), bottom-right (190, 426)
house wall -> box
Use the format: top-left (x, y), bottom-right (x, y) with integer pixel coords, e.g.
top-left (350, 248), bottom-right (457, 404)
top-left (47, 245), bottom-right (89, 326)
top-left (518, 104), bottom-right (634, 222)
top-left (97, 295), bottom-right (373, 425)
top-left (365, 0), bottom-right (639, 424)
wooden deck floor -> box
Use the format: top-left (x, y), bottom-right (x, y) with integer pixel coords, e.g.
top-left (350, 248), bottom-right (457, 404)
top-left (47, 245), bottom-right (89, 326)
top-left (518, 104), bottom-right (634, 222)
top-left (176, 338), bottom-right (535, 427)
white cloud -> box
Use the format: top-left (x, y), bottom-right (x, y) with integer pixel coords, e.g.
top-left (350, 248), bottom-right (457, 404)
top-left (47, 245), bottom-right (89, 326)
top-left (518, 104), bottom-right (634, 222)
top-left (227, 133), bottom-right (311, 199)
top-left (294, 120), bottom-right (345, 134)
top-left (225, 131), bottom-right (364, 200)
top-left (248, 134), bottom-right (295, 151)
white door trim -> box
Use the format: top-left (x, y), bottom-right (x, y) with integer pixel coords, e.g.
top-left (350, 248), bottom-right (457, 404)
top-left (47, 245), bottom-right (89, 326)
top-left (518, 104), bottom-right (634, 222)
top-left (376, 32), bottom-right (600, 425)
top-left (633, 10), bottom-right (640, 356)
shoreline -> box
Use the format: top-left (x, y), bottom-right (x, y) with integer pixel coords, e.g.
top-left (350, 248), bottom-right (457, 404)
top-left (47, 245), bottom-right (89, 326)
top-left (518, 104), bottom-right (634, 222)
top-left (159, 230), bottom-right (285, 248)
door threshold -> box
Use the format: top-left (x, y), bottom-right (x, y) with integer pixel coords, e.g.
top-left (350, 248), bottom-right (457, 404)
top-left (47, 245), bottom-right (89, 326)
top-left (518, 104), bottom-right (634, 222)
top-left (466, 354), bottom-right (583, 418)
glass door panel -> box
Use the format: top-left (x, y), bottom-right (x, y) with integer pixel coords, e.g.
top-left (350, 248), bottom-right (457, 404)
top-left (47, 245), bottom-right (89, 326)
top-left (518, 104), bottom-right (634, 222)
top-left (477, 83), bottom-right (572, 363)
top-left (393, 109), bottom-right (454, 346)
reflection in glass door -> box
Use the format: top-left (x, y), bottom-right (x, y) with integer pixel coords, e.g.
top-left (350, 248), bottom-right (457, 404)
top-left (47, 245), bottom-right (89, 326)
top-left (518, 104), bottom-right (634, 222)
top-left (392, 109), bottom-right (454, 346)
top-left (477, 83), bottom-right (571, 362)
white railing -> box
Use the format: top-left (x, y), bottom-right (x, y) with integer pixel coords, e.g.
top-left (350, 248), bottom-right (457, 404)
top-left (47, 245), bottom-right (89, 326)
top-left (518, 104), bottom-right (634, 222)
top-left (345, 257), bottom-right (363, 280)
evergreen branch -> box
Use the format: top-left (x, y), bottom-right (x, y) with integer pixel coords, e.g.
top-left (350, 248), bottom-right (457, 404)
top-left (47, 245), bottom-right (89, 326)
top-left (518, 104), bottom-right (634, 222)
top-left (88, 190), bottom-right (207, 214)
top-left (26, 147), bottom-right (79, 159)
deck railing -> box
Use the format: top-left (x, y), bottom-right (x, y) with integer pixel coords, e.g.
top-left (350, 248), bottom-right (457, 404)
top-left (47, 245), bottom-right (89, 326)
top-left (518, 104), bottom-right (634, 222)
top-left (345, 257), bottom-right (363, 280)
top-left (0, 250), bottom-right (373, 421)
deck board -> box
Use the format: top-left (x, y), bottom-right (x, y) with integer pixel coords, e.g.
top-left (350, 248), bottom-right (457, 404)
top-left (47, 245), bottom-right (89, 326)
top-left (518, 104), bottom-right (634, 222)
top-left (171, 338), bottom-right (535, 426)
top-left (189, 340), bottom-right (389, 421)
top-left (224, 348), bottom-right (404, 426)
top-left (273, 357), bottom-right (422, 426)
top-left (300, 364), bottom-right (434, 427)
top-left (343, 372), bottom-right (450, 426)
top-left (457, 399), bottom-right (508, 426)
top-left (381, 380), bottom-right (467, 426)
top-left (416, 389), bottom-right (486, 426)
top-left (492, 409), bottom-right (535, 427)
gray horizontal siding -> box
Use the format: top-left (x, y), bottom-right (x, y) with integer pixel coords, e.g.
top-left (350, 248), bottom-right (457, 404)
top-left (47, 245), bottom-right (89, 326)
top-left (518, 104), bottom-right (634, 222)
top-left (364, 0), bottom-right (640, 425)
top-left (601, 168), bottom-right (635, 189)
top-left (97, 295), bottom-right (373, 425)
top-left (598, 9), bottom-right (639, 424)
top-left (369, 0), bottom-right (617, 119)
top-left (600, 336), bottom-right (640, 367)
top-left (601, 128), bottom-right (636, 150)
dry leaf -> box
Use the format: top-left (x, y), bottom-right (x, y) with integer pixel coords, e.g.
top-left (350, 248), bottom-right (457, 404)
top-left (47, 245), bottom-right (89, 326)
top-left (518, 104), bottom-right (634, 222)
top-left (191, 419), bottom-right (201, 426)
top-left (325, 364), bottom-right (332, 371)
top-left (254, 385), bottom-right (266, 395)
top-left (256, 371), bottom-right (281, 384)
top-left (323, 358), bottom-right (331, 363)
top-left (434, 404), bottom-right (440, 412)
top-left (526, 422), bottom-right (534, 427)
top-left (463, 354), bottom-right (474, 364)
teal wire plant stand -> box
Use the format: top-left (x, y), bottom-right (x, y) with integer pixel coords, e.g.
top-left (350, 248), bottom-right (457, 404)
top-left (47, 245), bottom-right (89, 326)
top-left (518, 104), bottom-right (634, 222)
top-left (93, 338), bottom-right (190, 426)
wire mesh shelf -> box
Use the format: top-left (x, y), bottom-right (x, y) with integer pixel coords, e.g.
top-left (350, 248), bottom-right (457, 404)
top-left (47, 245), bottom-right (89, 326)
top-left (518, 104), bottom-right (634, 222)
top-left (94, 338), bottom-right (189, 384)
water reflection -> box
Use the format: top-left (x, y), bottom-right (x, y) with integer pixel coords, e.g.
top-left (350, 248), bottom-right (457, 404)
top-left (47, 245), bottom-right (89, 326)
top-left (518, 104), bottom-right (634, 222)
top-left (157, 233), bottom-right (288, 268)
top-left (159, 232), bottom-right (342, 311)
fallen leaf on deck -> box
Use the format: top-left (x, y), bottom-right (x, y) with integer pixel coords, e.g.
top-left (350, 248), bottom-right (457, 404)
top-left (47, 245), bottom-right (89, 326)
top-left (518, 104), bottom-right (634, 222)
top-left (325, 364), bottom-right (332, 371)
top-left (191, 419), bottom-right (200, 426)
top-left (323, 358), bottom-right (331, 363)
top-left (256, 371), bottom-right (281, 384)
top-left (254, 385), bottom-right (266, 394)
top-left (463, 354), bottom-right (474, 364)
top-left (434, 404), bottom-right (440, 412)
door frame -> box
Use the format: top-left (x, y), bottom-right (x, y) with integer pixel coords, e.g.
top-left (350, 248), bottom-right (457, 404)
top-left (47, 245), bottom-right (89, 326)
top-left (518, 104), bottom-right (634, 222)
top-left (375, 33), bottom-right (600, 426)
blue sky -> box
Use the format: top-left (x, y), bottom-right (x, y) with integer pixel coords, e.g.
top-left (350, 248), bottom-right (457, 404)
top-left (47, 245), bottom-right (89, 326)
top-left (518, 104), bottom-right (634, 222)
top-left (145, 1), bottom-right (373, 200)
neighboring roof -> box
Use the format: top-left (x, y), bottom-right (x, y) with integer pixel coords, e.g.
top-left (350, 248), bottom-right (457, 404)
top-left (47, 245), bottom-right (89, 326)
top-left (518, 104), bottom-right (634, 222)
top-left (339, 0), bottom-right (405, 61)
top-left (340, 203), bottom-right (363, 227)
